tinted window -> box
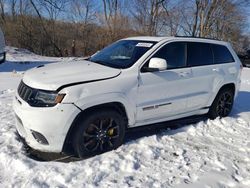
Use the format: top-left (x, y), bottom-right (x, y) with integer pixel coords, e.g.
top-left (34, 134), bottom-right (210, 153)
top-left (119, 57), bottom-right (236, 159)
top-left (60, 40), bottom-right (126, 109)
top-left (187, 42), bottom-right (213, 66)
top-left (152, 42), bottom-right (186, 69)
top-left (212, 44), bottom-right (234, 63)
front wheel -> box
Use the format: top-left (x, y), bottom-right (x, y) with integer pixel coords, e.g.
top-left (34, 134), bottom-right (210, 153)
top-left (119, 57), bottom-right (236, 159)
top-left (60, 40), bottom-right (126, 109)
top-left (73, 109), bottom-right (126, 158)
top-left (208, 88), bottom-right (234, 119)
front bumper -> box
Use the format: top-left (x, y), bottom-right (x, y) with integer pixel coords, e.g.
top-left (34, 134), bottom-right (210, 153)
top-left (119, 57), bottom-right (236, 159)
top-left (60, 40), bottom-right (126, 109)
top-left (13, 93), bottom-right (81, 153)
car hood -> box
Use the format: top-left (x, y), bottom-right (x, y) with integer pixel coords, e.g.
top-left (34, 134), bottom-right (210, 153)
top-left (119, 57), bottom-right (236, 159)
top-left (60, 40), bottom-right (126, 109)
top-left (23, 61), bottom-right (121, 91)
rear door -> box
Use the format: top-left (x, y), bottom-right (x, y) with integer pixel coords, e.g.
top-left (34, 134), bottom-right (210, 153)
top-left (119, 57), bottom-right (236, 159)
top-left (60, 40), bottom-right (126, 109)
top-left (211, 43), bottom-right (238, 92)
top-left (185, 42), bottom-right (217, 110)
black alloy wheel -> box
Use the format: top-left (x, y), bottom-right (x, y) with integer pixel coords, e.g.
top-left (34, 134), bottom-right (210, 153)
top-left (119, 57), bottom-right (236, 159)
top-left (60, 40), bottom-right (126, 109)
top-left (83, 117), bottom-right (120, 152)
top-left (73, 109), bottom-right (126, 158)
top-left (216, 91), bottom-right (233, 117)
top-left (208, 88), bottom-right (234, 119)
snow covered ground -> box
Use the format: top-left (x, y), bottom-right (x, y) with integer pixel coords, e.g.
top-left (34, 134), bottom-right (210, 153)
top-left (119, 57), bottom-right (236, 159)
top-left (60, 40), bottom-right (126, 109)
top-left (0, 47), bottom-right (250, 188)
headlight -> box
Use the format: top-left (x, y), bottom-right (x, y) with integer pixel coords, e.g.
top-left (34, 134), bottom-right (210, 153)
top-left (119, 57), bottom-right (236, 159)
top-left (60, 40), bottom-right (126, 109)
top-left (32, 90), bottom-right (66, 107)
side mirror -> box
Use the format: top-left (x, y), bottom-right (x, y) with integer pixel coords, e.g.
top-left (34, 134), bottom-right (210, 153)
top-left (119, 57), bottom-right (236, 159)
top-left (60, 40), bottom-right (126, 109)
top-left (143, 58), bottom-right (167, 72)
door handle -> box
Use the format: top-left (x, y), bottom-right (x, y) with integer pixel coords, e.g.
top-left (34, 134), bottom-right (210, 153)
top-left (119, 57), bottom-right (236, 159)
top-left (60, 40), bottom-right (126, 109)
top-left (212, 68), bottom-right (219, 72)
top-left (179, 72), bottom-right (190, 77)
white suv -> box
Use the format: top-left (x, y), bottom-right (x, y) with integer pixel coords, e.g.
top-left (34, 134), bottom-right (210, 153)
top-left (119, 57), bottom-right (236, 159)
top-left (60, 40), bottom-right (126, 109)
top-left (13, 37), bottom-right (242, 158)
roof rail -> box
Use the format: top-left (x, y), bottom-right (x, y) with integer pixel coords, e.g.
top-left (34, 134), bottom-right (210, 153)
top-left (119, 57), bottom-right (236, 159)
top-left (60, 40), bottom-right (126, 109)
top-left (174, 35), bottom-right (221, 41)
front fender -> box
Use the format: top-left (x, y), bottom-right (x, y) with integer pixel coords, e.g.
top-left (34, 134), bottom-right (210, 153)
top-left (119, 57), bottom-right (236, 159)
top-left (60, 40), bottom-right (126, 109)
top-left (73, 92), bottom-right (136, 126)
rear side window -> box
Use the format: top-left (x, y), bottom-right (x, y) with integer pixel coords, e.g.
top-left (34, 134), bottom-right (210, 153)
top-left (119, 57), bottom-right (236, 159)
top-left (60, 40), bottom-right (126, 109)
top-left (212, 44), bottom-right (234, 63)
top-left (187, 42), bottom-right (213, 66)
top-left (152, 42), bottom-right (186, 69)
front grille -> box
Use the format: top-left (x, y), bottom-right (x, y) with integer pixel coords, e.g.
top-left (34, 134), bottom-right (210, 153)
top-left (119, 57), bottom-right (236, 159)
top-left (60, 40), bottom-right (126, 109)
top-left (17, 81), bottom-right (58, 107)
top-left (17, 81), bottom-right (36, 103)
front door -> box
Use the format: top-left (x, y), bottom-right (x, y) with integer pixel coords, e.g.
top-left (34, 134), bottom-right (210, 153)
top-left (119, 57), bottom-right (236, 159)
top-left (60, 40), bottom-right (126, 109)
top-left (136, 42), bottom-right (193, 122)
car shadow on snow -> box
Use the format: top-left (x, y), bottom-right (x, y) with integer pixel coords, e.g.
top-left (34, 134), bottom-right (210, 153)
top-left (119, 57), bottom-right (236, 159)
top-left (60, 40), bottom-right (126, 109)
top-left (20, 115), bottom-right (206, 162)
top-left (232, 91), bottom-right (250, 115)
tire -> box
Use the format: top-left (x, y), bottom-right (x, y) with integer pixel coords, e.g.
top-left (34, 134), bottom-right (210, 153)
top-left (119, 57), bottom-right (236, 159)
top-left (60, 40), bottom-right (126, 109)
top-left (208, 87), bottom-right (234, 119)
top-left (73, 109), bottom-right (126, 158)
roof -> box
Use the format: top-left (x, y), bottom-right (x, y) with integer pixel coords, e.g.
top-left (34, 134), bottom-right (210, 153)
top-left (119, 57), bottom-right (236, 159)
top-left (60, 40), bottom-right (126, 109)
top-left (123, 36), bottom-right (228, 45)
top-left (124, 36), bottom-right (175, 42)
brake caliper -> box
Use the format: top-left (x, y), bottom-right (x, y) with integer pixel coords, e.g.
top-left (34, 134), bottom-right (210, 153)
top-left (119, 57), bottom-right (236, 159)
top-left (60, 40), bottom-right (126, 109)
top-left (107, 128), bottom-right (114, 136)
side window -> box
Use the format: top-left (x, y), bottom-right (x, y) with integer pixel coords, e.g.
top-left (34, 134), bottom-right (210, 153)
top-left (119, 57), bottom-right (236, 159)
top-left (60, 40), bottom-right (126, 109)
top-left (187, 42), bottom-right (213, 66)
top-left (151, 42), bottom-right (186, 69)
top-left (212, 44), bottom-right (234, 64)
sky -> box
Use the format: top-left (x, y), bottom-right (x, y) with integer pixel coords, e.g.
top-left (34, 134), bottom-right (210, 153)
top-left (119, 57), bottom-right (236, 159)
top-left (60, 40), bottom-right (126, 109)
top-left (2, 0), bottom-right (250, 34)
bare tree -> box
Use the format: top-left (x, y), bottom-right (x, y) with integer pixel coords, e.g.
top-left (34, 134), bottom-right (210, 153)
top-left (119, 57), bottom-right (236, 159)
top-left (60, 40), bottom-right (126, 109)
top-left (69, 0), bottom-right (96, 55)
top-left (70, 0), bottom-right (95, 24)
top-left (100, 0), bottom-right (131, 41)
top-left (0, 0), bottom-right (6, 23)
top-left (131, 0), bottom-right (164, 35)
top-left (101, 0), bottom-right (119, 39)
top-left (29, 0), bottom-right (66, 56)
top-left (180, 0), bottom-right (248, 38)
top-left (160, 0), bottom-right (182, 36)
top-left (10, 0), bottom-right (18, 18)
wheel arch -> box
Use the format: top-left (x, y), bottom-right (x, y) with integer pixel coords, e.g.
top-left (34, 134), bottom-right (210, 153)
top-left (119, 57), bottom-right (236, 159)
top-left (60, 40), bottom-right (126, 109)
top-left (208, 82), bottom-right (236, 119)
top-left (218, 83), bottom-right (236, 95)
top-left (209, 82), bottom-right (236, 107)
top-left (62, 102), bottom-right (129, 154)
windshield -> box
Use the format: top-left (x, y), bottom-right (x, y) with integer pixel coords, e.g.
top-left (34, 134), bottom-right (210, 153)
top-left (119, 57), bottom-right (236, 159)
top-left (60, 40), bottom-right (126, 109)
top-left (89, 40), bottom-right (156, 69)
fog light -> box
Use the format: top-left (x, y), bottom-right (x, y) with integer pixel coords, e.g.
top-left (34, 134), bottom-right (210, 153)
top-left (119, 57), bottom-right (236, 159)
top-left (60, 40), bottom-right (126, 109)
top-left (31, 130), bottom-right (49, 145)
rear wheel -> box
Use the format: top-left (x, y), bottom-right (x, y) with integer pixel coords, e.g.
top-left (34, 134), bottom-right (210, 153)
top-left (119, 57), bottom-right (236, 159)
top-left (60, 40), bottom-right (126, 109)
top-left (208, 88), bottom-right (234, 119)
top-left (73, 109), bottom-right (126, 158)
